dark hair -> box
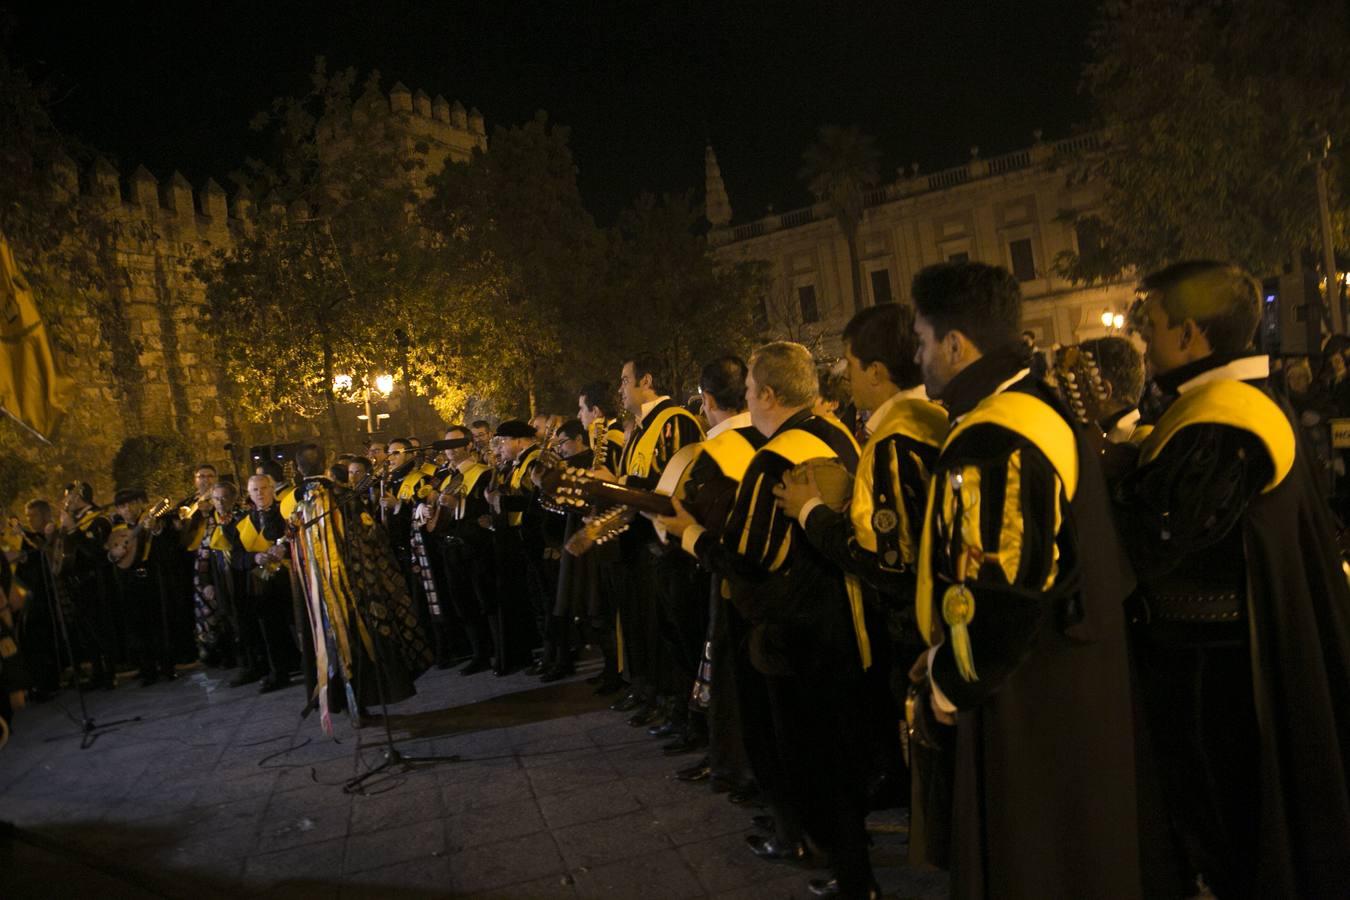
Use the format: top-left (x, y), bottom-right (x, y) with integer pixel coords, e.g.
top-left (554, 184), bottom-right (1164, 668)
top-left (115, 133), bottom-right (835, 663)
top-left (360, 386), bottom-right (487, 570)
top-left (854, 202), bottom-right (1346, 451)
top-left (1138, 260), bottom-right (1260, 354)
top-left (212, 481), bottom-right (239, 501)
top-left (350, 456), bottom-right (373, 474)
top-left (699, 356), bottom-right (748, 410)
top-left (194, 463), bottom-right (217, 474)
top-left (470, 419), bottom-right (490, 431)
top-left (911, 262), bottom-right (1023, 353)
top-left (622, 353), bottom-right (663, 393)
top-left (387, 437), bottom-right (411, 451)
top-left (841, 303), bottom-right (922, 389)
top-left (444, 424), bottom-right (471, 440)
top-left (1082, 337), bottom-right (1145, 407)
top-left (256, 459), bottom-right (284, 482)
top-left (555, 419), bottom-right (585, 441)
top-left (25, 498), bottom-right (53, 515)
top-left (578, 381), bottom-right (612, 414)
top-left (328, 463), bottom-right (350, 484)
top-left (817, 366), bottom-right (850, 406)
top-left (64, 481), bottom-right (93, 504)
top-left (113, 487), bottom-right (147, 506)
top-left (295, 443), bottom-right (325, 477)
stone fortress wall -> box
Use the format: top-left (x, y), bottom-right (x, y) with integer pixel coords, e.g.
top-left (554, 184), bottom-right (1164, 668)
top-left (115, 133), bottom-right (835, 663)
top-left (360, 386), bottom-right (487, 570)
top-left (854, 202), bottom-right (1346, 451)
top-left (36, 84), bottom-right (485, 483)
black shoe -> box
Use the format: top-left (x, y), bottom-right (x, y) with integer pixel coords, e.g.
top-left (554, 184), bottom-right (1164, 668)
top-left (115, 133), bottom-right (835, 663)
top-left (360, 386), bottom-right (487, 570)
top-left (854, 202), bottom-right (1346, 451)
top-left (745, 833), bottom-right (809, 864)
top-left (459, 658), bottom-right (491, 676)
top-left (435, 658), bottom-right (454, 670)
top-left (230, 670), bottom-right (262, 688)
top-left (728, 786), bottom-right (762, 806)
top-left (159, 669), bottom-right (178, 682)
top-left (539, 664), bottom-right (575, 683)
top-left (593, 676), bottom-right (626, 696)
top-left (676, 758), bottom-right (712, 781)
top-left (585, 673), bottom-right (605, 685)
top-left (258, 675), bottom-right (290, 694)
top-left (138, 671), bottom-right (159, 688)
top-left (662, 733), bottom-right (705, 756)
top-left (627, 705), bottom-right (661, 727)
top-left (610, 692), bottom-right (641, 712)
top-left (648, 719), bottom-right (680, 738)
top-left (807, 878), bottom-right (880, 899)
top-left (752, 814), bottom-right (775, 833)
top-left (524, 659), bottom-right (548, 677)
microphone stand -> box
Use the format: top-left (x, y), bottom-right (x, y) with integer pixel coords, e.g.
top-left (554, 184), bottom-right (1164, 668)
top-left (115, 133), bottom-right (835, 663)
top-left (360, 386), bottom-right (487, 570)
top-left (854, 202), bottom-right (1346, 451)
top-left (340, 498), bottom-right (460, 793)
top-left (39, 547), bottom-right (142, 749)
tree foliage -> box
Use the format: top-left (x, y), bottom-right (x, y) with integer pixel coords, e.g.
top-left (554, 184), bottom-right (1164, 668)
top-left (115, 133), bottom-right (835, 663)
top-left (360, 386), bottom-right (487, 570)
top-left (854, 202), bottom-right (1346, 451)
top-left (607, 192), bottom-right (766, 399)
top-left (1059, 0), bottom-right (1350, 281)
top-left (422, 111), bottom-right (604, 414)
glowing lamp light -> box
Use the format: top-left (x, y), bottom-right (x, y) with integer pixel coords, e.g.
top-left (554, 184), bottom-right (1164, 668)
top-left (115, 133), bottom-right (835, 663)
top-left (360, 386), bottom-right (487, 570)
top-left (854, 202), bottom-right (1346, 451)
top-left (1112, 313), bottom-right (1125, 329)
top-left (374, 374), bottom-right (395, 396)
top-left (333, 373), bottom-right (353, 392)
top-left (1101, 310), bottom-right (1114, 327)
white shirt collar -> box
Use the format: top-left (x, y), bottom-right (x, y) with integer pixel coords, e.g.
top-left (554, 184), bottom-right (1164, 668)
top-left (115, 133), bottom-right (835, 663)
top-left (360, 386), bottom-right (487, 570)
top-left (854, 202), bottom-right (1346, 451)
top-left (707, 410), bottom-right (753, 438)
top-left (865, 385), bottom-right (929, 435)
top-left (950, 368), bottom-right (1032, 425)
top-left (639, 396), bottom-right (670, 421)
top-left (1177, 355), bottom-right (1270, 393)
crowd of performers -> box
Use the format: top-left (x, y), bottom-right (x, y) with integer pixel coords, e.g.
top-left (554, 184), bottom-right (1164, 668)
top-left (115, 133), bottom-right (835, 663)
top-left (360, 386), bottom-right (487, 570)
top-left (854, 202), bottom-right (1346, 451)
top-left (3, 258), bottom-right (1349, 898)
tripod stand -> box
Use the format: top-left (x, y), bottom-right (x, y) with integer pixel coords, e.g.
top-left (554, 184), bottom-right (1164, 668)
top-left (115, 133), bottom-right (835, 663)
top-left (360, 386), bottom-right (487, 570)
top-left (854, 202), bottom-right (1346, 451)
top-left (38, 549), bottom-right (142, 749)
top-left (341, 596), bottom-right (461, 793)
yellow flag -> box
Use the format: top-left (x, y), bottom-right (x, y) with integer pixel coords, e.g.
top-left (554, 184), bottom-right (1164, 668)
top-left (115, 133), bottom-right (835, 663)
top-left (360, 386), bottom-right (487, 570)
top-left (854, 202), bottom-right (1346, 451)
top-left (0, 233), bottom-right (76, 442)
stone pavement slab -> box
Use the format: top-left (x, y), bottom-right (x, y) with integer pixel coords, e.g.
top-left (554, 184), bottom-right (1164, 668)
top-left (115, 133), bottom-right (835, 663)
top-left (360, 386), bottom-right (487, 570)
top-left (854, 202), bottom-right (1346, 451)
top-left (0, 657), bottom-right (949, 898)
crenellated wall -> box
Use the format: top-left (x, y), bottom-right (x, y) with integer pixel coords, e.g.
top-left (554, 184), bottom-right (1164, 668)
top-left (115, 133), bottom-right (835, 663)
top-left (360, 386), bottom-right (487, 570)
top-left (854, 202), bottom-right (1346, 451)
top-left (32, 84), bottom-right (486, 487)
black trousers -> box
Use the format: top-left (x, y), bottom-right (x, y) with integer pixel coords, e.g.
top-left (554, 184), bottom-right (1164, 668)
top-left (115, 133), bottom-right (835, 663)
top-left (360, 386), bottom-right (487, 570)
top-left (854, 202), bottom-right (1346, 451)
top-left (609, 549), bottom-right (656, 699)
top-left (241, 571), bottom-right (298, 681)
top-left (118, 565), bottom-right (175, 676)
top-left (439, 538), bottom-right (492, 664)
top-left (1135, 629), bottom-right (1259, 899)
top-left (653, 551), bottom-right (707, 718)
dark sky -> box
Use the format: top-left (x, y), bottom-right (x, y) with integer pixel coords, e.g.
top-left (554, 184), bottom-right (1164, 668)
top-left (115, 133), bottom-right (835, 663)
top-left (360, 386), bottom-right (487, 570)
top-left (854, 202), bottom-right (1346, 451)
top-left (6, 0), bottom-right (1098, 224)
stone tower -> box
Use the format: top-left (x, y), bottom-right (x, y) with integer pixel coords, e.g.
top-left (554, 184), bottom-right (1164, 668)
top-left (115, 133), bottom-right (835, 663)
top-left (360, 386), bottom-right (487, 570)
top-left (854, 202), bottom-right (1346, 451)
top-left (704, 145), bottom-right (733, 228)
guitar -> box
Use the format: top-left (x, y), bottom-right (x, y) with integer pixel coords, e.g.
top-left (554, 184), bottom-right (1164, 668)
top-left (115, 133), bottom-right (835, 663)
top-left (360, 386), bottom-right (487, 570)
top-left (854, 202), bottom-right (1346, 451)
top-left (106, 498), bottom-right (173, 569)
top-left (542, 443), bottom-right (703, 556)
top-left (1052, 343), bottom-right (1111, 427)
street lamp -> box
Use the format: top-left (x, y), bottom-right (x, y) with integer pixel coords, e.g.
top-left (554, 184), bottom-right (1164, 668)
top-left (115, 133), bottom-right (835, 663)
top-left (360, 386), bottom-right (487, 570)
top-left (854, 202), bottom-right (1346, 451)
top-left (1100, 310), bottom-right (1125, 332)
top-left (333, 373), bottom-right (395, 434)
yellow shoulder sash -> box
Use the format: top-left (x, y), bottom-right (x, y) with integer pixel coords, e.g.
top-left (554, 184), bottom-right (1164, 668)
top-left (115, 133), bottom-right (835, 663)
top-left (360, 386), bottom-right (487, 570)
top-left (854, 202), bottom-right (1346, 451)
top-left (208, 519), bottom-right (233, 552)
top-left (761, 428), bottom-right (838, 466)
top-left (509, 446), bottom-right (542, 491)
top-left (627, 406), bottom-right (703, 479)
top-left (701, 428), bottom-right (759, 483)
top-left (851, 399), bottom-right (948, 554)
top-left (946, 391), bottom-right (1079, 501)
top-left (278, 486), bottom-right (297, 519)
top-left (235, 513), bottom-right (271, 553)
top-left (1139, 380), bottom-right (1294, 493)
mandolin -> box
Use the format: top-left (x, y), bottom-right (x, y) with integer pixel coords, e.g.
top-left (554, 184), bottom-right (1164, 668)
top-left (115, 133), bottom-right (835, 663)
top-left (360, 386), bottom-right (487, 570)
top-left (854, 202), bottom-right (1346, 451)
top-left (106, 498), bottom-right (173, 569)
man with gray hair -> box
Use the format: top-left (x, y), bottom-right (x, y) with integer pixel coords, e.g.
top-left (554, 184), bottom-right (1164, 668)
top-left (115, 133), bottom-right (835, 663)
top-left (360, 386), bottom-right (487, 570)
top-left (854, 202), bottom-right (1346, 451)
top-left (657, 340), bottom-right (876, 898)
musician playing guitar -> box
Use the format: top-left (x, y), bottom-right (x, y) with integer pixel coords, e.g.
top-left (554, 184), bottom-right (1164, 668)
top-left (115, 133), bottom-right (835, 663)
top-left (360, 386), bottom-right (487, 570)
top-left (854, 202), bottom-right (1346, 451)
top-left (108, 488), bottom-right (177, 686)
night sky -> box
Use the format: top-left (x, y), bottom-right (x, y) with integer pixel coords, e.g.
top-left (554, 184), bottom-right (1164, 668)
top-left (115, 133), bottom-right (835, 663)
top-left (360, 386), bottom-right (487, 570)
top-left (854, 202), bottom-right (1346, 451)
top-left (6, 1), bottom-right (1098, 224)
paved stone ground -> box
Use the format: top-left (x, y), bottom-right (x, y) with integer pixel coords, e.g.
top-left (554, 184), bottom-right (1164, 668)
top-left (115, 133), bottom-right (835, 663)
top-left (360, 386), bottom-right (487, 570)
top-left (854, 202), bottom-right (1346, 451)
top-left (0, 655), bottom-right (949, 899)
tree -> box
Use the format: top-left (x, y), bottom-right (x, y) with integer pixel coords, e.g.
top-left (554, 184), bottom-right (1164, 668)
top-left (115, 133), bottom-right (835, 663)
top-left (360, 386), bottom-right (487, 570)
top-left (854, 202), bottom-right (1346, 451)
top-left (799, 126), bottom-right (881, 313)
top-left (1058, 0), bottom-right (1350, 283)
top-left (606, 192), bottom-right (767, 399)
top-left (197, 62), bottom-right (456, 443)
top-left (422, 111), bottom-right (605, 415)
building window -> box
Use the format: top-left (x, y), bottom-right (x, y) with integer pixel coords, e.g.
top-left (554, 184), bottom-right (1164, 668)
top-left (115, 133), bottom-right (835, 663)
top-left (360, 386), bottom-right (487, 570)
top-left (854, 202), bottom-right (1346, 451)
top-left (754, 297), bottom-right (768, 331)
top-left (870, 269), bottom-right (893, 305)
top-left (1009, 238), bottom-right (1036, 281)
top-left (798, 285), bottom-right (819, 324)
top-left (947, 251), bottom-right (970, 263)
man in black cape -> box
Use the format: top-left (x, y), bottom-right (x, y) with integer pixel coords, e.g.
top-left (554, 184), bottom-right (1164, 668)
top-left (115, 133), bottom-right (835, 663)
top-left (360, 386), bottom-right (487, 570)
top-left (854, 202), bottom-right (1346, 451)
top-left (910, 262), bottom-right (1142, 899)
top-left (1116, 260), bottom-right (1350, 898)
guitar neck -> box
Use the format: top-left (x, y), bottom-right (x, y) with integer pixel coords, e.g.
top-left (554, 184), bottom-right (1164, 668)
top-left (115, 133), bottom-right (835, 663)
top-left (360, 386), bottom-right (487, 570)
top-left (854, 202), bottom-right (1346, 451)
top-left (581, 481), bottom-right (674, 517)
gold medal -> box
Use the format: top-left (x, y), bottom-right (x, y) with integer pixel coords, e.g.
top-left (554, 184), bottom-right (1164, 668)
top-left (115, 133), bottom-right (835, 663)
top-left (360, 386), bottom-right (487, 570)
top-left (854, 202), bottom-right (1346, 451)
top-left (872, 508), bottom-right (899, 535)
top-left (942, 584), bottom-right (975, 626)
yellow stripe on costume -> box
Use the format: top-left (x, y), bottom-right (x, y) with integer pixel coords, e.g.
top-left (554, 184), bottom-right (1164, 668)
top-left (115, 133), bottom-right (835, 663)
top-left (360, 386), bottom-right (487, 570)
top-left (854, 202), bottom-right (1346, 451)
top-left (945, 391), bottom-right (1079, 500)
top-left (1139, 380), bottom-right (1294, 493)
top-left (625, 407), bottom-right (704, 479)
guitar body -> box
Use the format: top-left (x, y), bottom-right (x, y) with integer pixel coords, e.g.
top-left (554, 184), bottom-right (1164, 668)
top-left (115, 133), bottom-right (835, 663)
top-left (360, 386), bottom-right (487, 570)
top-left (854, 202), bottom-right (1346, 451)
top-left (107, 498), bottom-right (172, 569)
